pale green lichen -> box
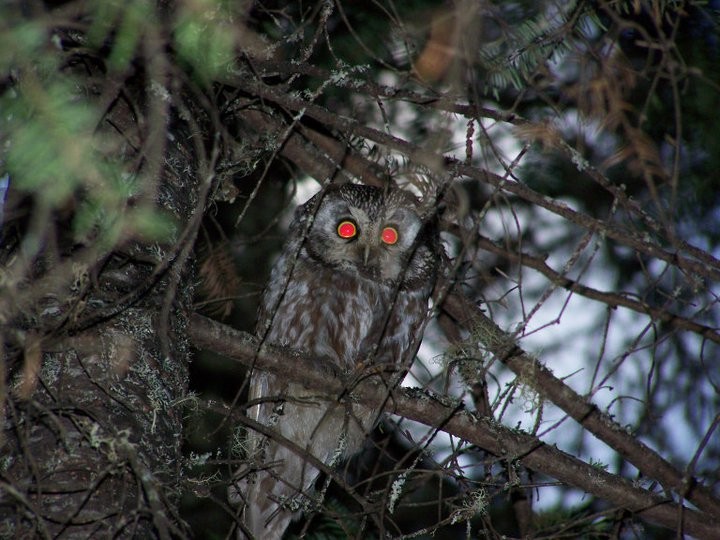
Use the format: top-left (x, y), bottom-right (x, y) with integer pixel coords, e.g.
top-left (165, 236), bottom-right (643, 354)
top-left (387, 470), bottom-right (408, 514)
top-left (569, 147), bottom-right (589, 171)
top-left (450, 488), bottom-right (489, 525)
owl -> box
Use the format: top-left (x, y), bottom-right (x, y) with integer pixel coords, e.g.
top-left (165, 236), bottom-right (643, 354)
top-left (229, 183), bottom-right (439, 539)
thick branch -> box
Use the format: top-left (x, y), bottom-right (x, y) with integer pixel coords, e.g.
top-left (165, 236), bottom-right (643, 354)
top-left (231, 80), bottom-right (720, 349)
top-left (228, 75), bottom-right (720, 283)
top-left (243, 57), bottom-right (522, 124)
top-left (227, 85), bottom-right (720, 522)
top-left (441, 293), bottom-right (720, 521)
top-left (246, 106), bottom-right (720, 346)
top-left (244, 57), bottom-right (719, 272)
top-left (188, 313), bottom-right (720, 539)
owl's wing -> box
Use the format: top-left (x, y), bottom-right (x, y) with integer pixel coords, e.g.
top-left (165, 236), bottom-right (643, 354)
top-left (254, 213), bottom-right (308, 342)
top-left (358, 286), bottom-right (432, 368)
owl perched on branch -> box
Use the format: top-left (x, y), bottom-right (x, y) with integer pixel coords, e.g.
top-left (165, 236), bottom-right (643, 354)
top-left (229, 183), bottom-right (440, 539)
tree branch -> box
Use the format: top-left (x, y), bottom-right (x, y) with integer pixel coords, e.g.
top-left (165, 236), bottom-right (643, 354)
top-left (441, 293), bottom-right (720, 521)
top-left (227, 75), bottom-right (720, 283)
top-left (188, 313), bottom-right (720, 538)
top-left (470, 232), bottom-right (720, 345)
top-left (230, 82), bottom-right (720, 349)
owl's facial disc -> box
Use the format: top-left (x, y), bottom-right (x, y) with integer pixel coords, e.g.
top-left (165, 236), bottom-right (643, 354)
top-left (305, 187), bottom-right (427, 284)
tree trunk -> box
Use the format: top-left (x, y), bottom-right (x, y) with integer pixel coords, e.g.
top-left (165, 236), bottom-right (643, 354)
top-left (0, 46), bottom-right (200, 538)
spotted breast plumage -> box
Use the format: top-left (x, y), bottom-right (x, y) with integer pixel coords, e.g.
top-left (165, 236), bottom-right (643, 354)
top-left (229, 183), bottom-right (439, 539)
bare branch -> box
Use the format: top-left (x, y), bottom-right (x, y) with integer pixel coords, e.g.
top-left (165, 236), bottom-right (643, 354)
top-left (188, 313), bottom-right (720, 538)
top-left (441, 293), bottom-right (720, 521)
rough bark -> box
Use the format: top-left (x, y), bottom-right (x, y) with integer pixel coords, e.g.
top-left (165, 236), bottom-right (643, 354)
top-left (0, 45), bottom-right (200, 539)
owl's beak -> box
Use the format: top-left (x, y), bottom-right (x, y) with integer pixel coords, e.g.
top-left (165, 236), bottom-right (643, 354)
top-left (363, 244), bottom-right (371, 266)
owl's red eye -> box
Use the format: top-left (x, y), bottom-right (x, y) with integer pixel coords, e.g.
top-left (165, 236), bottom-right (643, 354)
top-left (337, 220), bottom-right (357, 239)
top-left (381, 226), bottom-right (399, 245)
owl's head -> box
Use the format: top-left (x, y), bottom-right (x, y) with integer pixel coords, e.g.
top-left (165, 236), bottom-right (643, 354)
top-left (297, 183), bottom-right (438, 287)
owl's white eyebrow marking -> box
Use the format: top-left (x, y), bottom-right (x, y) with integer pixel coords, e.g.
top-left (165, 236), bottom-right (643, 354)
top-left (348, 207), bottom-right (370, 223)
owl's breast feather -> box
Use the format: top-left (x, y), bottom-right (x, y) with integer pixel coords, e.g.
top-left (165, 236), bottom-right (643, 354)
top-left (265, 260), bottom-right (426, 369)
